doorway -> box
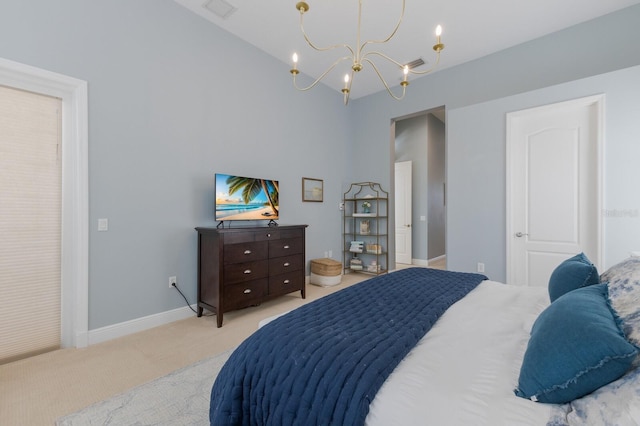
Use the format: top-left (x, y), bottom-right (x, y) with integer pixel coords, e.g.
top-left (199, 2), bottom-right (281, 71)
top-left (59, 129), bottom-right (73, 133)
top-left (0, 57), bottom-right (89, 350)
top-left (506, 95), bottom-right (603, 286)
top-left (393, 108), bottom-right (446, 269)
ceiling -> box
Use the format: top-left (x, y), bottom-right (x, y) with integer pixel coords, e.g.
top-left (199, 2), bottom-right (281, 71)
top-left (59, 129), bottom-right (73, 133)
top-left (174, 0), bottom-right (640, 100)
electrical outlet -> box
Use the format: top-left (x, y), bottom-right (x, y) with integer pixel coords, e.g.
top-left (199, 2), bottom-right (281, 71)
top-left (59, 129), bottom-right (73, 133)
top-left (328, 250), bottom-right (332, 258)
top-left (477, 263), bottom-right (485, 273)
top-left (169, 276), bottom-right (177, 288)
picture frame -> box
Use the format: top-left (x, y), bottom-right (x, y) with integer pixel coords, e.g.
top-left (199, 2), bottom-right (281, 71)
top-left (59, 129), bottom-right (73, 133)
top-left (302, 177), bottom-right (323, 202)
top-left (360, 219), bottom-right (370, 235)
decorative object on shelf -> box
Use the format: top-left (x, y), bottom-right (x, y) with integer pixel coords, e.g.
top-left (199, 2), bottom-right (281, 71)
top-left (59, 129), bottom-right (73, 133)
top-left (350, 241), bottom-right (364, 253)
top-left (367, 260), bottom-right (380, 273)
top-left (289, 0), bottom-right (445, 105)
top-left (302, 177), bottom-right (323, 202)
top-left (366, 243), bottom-right (382, 254)
top-left (343, 182), bottom-right (388, 275)
top-left (360, 220), bottom-right (370, 235)
top-left (349, 257), bottom-right (363, 270)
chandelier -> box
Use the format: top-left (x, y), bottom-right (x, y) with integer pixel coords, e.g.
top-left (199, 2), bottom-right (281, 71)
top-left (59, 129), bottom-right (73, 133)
top-left (289, 0), bottom-right (445, 105)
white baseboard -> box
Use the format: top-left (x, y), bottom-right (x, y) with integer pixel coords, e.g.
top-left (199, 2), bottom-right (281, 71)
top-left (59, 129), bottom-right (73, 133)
top-left (87, 305), bottom-right (197, 346)
top-left (412, 258), bottom-right (429, 267)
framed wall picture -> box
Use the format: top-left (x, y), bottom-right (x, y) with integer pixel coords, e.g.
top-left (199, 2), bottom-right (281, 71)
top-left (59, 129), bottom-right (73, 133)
top-left (302, 177), bottom-right (323, 202)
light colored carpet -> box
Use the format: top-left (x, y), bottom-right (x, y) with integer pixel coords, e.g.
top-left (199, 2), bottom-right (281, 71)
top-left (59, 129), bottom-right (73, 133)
top-left (0, 273), bottom-right (366, 425)
top-left (56, 349), bottom-right (233, 426)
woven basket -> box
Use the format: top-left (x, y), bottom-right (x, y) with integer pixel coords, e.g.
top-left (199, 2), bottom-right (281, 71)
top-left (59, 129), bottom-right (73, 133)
top-left (311, 258), bottom-right (342, 276)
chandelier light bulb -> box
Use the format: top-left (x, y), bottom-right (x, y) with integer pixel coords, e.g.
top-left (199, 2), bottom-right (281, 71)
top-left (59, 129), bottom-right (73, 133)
top-left (436, 25), bottom-right (442, 37)
top-left (400, 65), bottom-right (409, 87)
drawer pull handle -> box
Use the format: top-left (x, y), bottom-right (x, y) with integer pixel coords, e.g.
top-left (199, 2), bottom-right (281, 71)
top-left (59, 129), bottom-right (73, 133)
top-left (267, 233), bottom-right (271, 238)
top-left (283, 280), bottom-right (290, 284)
top-left (283, 262), bottom-right (290, 267)
top-left (243, 289), bottom-right (252, 294)
top-left (283, 245), bottom-right (290, 249)
top-left (244, 269), bottom-right (252, 274)
top-left (244, 250), bottom-right (252, 255)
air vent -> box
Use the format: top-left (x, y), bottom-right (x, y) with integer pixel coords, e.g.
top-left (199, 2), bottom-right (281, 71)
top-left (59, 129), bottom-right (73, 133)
top-left (404, 58), bottom-right (425, 69)
top-left (204, 0), bottom-right (237, 20)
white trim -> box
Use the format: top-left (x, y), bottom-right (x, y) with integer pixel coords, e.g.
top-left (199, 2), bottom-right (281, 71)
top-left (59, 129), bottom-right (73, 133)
top-left (88, 306), bottom-right (197, 346)
top-left (412, 258), bottom-right (429, 267)
top-left (0, 57), bottom-right (89, 348)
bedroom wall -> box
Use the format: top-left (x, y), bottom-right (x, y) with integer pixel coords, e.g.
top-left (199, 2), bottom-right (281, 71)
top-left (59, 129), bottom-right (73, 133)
top-left (0, 0), bottom-right (353, 330)
top-left (447, 65), bottom-right (640, 278)
top-left (349, 4), bottom-right (640, 279)
top-left (426, 114), bottom-right (445, 260)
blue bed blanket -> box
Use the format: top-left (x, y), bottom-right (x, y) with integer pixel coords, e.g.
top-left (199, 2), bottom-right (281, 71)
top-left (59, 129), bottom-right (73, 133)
top-left (210, 267), bottom-right (487, 426)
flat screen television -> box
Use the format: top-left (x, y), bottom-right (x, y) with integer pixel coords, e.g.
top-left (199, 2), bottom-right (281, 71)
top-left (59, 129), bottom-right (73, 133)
top-left (215, 173), bottom-right (279, 223)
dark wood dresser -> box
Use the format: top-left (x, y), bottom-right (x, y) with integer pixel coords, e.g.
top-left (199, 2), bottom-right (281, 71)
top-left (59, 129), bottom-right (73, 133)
top-left (195, 225), bottom-right (308, 327)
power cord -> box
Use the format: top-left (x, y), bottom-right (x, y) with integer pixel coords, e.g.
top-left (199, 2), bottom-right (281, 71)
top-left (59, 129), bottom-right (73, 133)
top-left (171, 281), bottom-right (215, 317)
top-left (171, 281), bottom-right (198, 314)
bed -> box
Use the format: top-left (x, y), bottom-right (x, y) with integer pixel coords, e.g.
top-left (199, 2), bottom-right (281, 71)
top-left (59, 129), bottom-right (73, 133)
top-left (209, 258), bottom-right (640, 425)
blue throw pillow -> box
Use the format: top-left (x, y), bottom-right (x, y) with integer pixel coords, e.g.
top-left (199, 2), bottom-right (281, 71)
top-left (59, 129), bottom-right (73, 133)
top-left (548, 252), bottom-right (599, 302)
top-left (514, 284), bottom-right (637, 404)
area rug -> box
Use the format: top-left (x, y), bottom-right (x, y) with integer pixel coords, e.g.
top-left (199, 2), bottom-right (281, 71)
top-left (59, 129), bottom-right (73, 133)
top-left (56, 349), bottom-right (233, 426)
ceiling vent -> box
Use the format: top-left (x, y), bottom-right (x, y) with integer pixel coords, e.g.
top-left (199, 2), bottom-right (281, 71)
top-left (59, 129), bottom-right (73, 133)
top-left (404, 58), bottom-right (426, 70)
top-left (204, 0), bottom-right (237, 20)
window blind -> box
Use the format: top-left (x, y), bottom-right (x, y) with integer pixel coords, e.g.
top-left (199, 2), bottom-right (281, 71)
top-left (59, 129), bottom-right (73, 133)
top-left (0, 85), bottom-right (62, 364)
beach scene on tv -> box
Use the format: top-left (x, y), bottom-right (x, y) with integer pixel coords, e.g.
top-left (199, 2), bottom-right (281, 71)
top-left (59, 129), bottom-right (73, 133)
top-left (215, 174), bottom-right (279, 221)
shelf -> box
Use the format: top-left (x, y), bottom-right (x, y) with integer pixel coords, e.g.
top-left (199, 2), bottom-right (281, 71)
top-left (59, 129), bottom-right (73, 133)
top-left (343, 182), bottom-right (388, 277)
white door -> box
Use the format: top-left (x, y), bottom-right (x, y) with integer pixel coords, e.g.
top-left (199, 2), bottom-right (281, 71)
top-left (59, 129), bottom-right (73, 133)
top-left (395, 161), bottom-right (412, 264)
top-left (507, 95), bottom-right (602, 287)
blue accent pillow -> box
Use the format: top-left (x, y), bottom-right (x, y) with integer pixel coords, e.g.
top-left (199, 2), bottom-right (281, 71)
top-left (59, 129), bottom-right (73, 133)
top-left (548, 252), bottom-right (599, 302)
top-left (515, 284), bottom-right (638, 404)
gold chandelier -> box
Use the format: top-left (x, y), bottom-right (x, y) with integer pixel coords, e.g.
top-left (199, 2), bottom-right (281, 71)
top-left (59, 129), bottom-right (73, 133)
top-left (289, 0), bottom-right (445, 105)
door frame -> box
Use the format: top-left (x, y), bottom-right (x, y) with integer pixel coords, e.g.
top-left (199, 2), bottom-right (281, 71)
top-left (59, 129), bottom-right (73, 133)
top-left (0, 57), bottom-right (89, 348)
top-left (505, 94), bottom-right (604, 284)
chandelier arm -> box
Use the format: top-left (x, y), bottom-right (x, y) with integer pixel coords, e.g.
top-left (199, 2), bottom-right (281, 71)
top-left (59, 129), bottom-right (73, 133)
top-left (300, 10), bottom-right (355, 56)
top-left (292, 56), bottom-right (353, 92)
top-left (362, 58), bottom-right (406, 101)
top-left (359, 0), bottom-right (405, 53)
top-left (362, 50), bottom-right (442, 76)
top-left (361, 51), bottom-right (405, 69)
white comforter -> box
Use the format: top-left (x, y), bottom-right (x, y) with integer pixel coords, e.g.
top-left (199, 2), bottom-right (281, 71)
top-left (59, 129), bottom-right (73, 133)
top-left (366, 280), bottom-right (553, 426)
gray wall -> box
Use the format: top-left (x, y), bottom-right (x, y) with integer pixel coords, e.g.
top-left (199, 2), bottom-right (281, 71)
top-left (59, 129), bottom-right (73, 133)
top-left (350, 5), bottom-right (640, 279)
top-left (447, 66), bottom-right (640, 279)
top-left (0, 0), bottom-right (352, 329)
top-left (426, 114), bottom-right (445, 260)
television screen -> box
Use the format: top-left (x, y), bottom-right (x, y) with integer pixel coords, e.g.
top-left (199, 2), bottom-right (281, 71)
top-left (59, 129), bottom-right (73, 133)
top-left (215, 173), bottom-right (279, 221)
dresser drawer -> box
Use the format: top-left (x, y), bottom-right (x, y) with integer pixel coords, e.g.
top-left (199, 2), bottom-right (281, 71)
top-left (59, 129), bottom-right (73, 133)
top-left (269, 254), bottom-right (303, 276)
top-left (224, 241), bottom-right (268, 264)
top-left (269, 271), bottom-right (303, 296)
top-left (223, 260), bottom-right (268, 285)
top-left (224, 279), bottom-right (268, 310)
top-left (254, 229), bottom-right (280, 241)
top-left (269, 237), bottom-right (303, 258)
